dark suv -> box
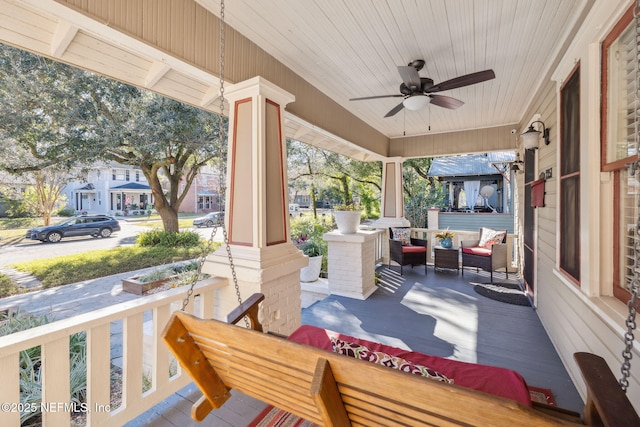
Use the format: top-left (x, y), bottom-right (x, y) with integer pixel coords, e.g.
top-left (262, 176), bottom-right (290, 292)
top-left (25, 215), bottom-right (121, 243)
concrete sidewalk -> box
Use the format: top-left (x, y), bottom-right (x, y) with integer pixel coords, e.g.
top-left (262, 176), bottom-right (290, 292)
top-left (0, 267), bottom-right (164, 319)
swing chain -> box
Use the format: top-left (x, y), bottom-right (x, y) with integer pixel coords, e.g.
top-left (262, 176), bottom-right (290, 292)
top-left (620, 0), bottom-right (640, 391)
top-left (181, 0), bottom-right (247, 328)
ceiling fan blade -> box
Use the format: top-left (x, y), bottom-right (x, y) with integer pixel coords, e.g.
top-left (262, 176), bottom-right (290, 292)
top-left (384, 101), bottom-right (405, 118)
top-left (349, 94), bottom-right (403, 101)
top-left (426, 69), bottom-right (495, 93)
top-left (397, 65), bottom-right (422, 91)
top-left (429, 94), bottom-right (464, 109)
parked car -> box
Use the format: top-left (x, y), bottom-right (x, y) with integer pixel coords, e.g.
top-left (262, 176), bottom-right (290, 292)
top-left (25, 215), bottom-right (121, 243)
top-left (193, 211), bottom-right (224, 227)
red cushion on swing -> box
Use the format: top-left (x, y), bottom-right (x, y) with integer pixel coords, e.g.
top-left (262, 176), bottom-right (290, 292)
top-left (288, 325), bottom-right (533, 407)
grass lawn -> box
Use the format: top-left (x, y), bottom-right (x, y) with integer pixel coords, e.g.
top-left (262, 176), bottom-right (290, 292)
top-left (9, 243), bottom-right (219, 289)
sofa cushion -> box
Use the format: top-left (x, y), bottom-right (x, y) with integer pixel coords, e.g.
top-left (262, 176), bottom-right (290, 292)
top-left (462, 247), bottom-right (492, 256)
top-left (478, 227), bottom-right (506, 249)
top-left (331, 337), bottom-right (452, 383)
top-left (391, 227), bottom-right (411, 245)
top-left (402, 245), bottom-right (426, 253)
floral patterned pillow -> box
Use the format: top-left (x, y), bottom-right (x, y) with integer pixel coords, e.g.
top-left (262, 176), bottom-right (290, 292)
top-left (478, 227), bottom-right (506, 249)
top-left (331, 337), bottom-right (453, 383)
top-left (391, 227), bottom-right (411, 246)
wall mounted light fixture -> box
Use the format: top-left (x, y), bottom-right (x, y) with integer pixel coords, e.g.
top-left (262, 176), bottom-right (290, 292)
top-left (521, 120), bottom-right (550, 150)
top-left (510, 152), bottom-right (524, 172)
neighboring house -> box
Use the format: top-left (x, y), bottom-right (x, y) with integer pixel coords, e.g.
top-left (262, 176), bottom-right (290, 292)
top-left (427, 151), bottom-right (516, 233)
top-left (178, 165), bottom-right (223, 214)
top-left (66, 163), bottom-right (223, 215)
top-left (64, 163), bottom-right (153, 215)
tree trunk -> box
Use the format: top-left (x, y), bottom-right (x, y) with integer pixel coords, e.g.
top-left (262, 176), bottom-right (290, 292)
top-left (157, 204), bottom-right (180, 233)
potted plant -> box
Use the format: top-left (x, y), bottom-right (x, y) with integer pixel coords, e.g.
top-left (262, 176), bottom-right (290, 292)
top-left (298, 240), bottom-right (325, 282)
top-left (435, 228), bottom-right (455, 249)
top-left (332, 203), bottom-right (362, 234)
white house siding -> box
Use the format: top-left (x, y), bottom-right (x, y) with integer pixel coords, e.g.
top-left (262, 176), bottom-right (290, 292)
top-left (520, 1), bottom-right (640, 411)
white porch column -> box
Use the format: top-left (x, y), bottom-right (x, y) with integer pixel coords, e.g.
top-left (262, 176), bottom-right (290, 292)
top-left (370, 157), bottom-right (409, 264)
top-left (203, 76), bottom-right (307, 335)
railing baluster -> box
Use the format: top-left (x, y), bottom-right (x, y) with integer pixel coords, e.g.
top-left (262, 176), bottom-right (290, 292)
top-left (87, 323), bottom-right (111, 425)
top-left (152, 304), bottom-right (171, 391)
top-left (123, 313), bottom-right (144, 411)
top-left (0, 353), bottom-right (20, 426)
top-left (42, 337), bottom-right (71, 426)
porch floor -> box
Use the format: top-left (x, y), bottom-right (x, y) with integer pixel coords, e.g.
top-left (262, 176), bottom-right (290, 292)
top-left (126, 266), bottom-right (584, 426)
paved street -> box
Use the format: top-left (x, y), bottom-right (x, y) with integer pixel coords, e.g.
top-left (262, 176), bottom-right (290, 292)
top-left (0, 220), bottom-right (224, 267)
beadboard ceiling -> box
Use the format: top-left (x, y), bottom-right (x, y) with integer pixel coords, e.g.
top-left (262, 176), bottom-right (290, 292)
top-left (0, 0), bottom-right (592, 160)
top-left (197, 0), bottom-right (588, 138)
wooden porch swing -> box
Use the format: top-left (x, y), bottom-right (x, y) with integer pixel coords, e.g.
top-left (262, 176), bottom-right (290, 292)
top-left (162, 293), bottom-right (639, 426)
top-left (160, 1), bottom-right (639, 424)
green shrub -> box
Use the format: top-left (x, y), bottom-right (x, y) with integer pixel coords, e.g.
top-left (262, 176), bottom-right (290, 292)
top-left (55, 208), bottom-right (75, 217)
top-left (0, 273), bottom-right (20, 297)
top-left (137, 229), bottom-right (202, 248)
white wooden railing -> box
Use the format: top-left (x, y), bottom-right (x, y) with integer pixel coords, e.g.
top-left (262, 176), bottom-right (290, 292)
top-left (0, 277), bottom-right (227, 426)
top-left (372, 228), bottom-right (385, 264)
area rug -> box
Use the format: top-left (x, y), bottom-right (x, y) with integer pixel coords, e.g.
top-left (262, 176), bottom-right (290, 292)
top-left (247, 405), bottom-right (318, 427)
top-left (248, 387), bottom-right (556, 426)
top-left (471, 281), bottom-right (531, 306)
top-left (528, 386), bottom-right (557, 406)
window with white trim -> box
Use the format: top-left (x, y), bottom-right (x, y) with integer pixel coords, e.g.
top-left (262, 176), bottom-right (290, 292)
top-left (602, 5), bottom-right (638, 303)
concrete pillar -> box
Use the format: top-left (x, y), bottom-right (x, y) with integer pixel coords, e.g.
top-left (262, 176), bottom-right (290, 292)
top-left (323, 230), bottom-right (379, 300)
top-left (203, 77), bottom-right (307, 335)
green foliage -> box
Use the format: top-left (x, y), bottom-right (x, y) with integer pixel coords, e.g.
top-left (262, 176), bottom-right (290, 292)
top-left (298, 240), bottom-right (324, 257)
top-left (0, 43), bottom-right (225, 233)
top-left (55, 207), bottom-right (75, 216)
top-left (10, 244), bottom-right (216, 288)
top-left (332, 203), bottom-right (362, 211)
top-left (0, 273), bottom-right (21, 297)
top-left (290, 215), bottom-right (330, 260)
top-left (136, 230), bottom-right (202, 248)
top-left (0, 312), bottom-right (86, 425)
top-left (3, 196), bottom-right (37, 218)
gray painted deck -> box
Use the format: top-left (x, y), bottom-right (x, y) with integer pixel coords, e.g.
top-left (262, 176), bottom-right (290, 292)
top-left (127, 266), bottom-right (584, 426)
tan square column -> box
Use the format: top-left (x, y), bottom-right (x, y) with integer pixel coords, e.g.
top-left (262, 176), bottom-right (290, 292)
top-left (371, 157), bottom-right (409, 229)
top-left (203, 77), bottom-right (307, 335)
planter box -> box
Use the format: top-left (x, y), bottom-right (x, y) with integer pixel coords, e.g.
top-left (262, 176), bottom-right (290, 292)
top-left (122, 275), bottom-right (178, 295)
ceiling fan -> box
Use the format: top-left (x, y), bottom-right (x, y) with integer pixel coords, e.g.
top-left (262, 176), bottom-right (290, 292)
top-left (350, 59), bottom-right (495, 118)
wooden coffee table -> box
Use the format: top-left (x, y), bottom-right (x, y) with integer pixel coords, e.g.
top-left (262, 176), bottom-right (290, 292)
top-left (434, 246), bottom-right (460, 273)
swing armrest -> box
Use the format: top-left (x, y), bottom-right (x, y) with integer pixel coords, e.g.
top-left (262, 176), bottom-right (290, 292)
top-left (226, 292), bottom-right (265, 331)
top-left (574, 352), bottom-right (640, 426)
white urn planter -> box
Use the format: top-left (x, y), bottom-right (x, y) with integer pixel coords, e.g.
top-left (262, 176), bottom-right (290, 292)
top-left (334, 210), bottom-right (361, 234)
top-left (300, 255), bottom-right (323, 282)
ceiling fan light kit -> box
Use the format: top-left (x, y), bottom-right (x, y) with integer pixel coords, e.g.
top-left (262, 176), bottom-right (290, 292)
top-left (349, 59), bottom-right (495, 118)
top-left (521, 120), bottom-right (550, 150)
top-left (403, 94), bottom-right (429, 111)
